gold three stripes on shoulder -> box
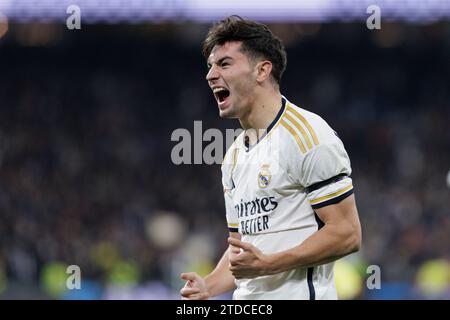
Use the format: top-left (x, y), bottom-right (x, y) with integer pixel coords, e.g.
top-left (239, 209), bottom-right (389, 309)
top-left (280, 103), bottom-right (319, 154)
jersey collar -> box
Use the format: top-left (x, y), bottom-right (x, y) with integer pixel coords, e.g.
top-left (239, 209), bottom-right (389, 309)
top-left (244, 97), bottom-right (286, 152)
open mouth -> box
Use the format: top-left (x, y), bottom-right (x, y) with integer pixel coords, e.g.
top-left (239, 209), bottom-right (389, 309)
top-left (213, 87), bottom-right (230, 104)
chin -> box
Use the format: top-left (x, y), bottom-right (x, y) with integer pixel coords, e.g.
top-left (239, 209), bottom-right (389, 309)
top-left (219, 110), bottom-right (232, 119)
top-left (218, 106), bottom-right (232, 118)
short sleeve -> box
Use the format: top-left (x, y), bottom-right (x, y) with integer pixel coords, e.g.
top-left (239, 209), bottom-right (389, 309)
top-left (299, 137), bottom-right (354, 209)
top-left (223, 189), bottom-right (238, 232)
top-left (221, 147), bottom-right (239, 233)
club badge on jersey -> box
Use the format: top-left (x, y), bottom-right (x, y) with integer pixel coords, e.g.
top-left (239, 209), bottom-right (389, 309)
top-left (258, 164), bottom-right (271, 188)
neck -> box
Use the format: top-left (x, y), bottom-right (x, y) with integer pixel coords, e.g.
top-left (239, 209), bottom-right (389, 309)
top-left (239, 89), bottom-right (282, 133)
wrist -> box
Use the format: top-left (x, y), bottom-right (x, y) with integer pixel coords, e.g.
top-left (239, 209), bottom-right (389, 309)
top-left (204, 274), bottom-right (215, 296)
top-left (264, 253), bottom-right (282, 275)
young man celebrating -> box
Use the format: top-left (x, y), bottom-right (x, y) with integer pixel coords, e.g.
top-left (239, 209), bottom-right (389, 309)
top-left (180, 16), bottom-right (362, 300)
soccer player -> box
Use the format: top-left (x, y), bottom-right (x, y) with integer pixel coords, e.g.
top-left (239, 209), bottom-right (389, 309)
top-left (180, 16), bottom-right (362, 300)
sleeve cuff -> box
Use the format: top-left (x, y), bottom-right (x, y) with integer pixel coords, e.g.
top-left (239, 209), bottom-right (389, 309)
top-left (310, 184), bottom-right (354, 209)
top-left (228, 223), bottom-right (239, 233)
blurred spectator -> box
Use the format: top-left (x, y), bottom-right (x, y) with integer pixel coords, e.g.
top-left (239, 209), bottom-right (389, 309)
top-left (0, 22), bottom-right (449, 299)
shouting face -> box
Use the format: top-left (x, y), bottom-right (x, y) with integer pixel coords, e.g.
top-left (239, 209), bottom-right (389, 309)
top-left (206, 41), bottom-right (258, 119)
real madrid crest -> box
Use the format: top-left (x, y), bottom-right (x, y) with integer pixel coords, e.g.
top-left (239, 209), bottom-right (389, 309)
top-left (258, 163), bottom-right (271, 188)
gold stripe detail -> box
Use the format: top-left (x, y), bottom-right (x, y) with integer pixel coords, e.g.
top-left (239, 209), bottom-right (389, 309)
top-left (228, 223), bottom-right (239, 227)
top-left (281, 119), bottom-right (307, 154)
top-left (287, 104), bottom-right (319, 146)
top-left (284, 113), bottom-right (313, 150)
top-left (231, 148), bottom-right (239, 175)
top-left (310, 184), bottom-right (353, 204)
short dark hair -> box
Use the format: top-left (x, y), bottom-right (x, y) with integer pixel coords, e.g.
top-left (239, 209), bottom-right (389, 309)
top-left (202, 15), bottom-right (287, 85)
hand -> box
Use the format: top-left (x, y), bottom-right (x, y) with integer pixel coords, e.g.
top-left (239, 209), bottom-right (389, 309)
top-left (179, 272), bottom-right (209, 300)
top-left (228, 237), bottom-right (273, 279)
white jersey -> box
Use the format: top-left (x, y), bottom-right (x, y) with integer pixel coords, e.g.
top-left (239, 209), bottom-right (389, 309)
top-left (221, 96), bottom-right (354, 300)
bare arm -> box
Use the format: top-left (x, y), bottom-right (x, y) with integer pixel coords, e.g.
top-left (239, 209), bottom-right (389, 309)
top-left (204, 246), bottom-right (237, 296)
top-left (228, 195), bottom-right (362, 278)
top-left (180, 232), bottom-right (240, 299)
top-left (269, 194), bottom-right (361, 272)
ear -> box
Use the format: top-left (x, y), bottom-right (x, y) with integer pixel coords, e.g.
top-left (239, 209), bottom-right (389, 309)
top-left (255, 60), bottom-right (273, 83)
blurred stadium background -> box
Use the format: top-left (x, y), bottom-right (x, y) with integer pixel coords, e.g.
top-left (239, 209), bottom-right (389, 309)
top-left (0, 0), bottom-right (449, 300)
